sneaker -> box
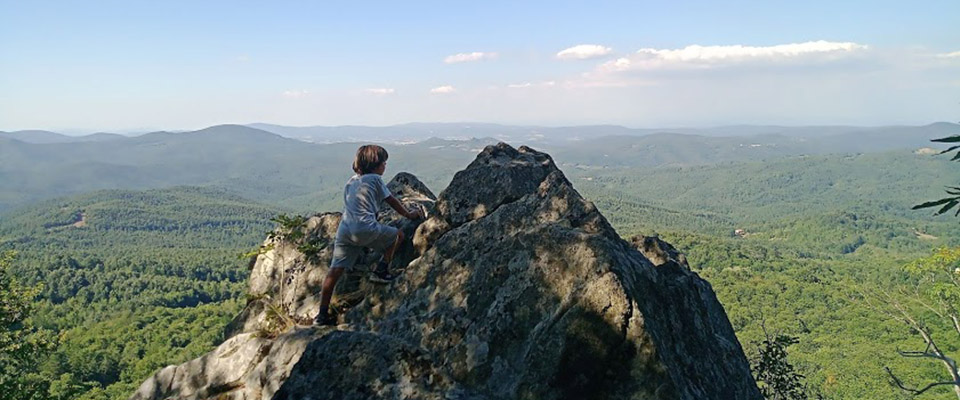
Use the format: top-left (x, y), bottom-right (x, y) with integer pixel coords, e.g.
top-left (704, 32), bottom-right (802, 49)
top-left (369, 261), bottom-right (398, 283)
top-left (314, 311), bottom-right (337, 326)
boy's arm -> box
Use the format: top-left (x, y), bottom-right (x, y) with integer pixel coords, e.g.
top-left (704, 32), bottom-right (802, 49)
top-left (385, 196), bottom-right (422, 219)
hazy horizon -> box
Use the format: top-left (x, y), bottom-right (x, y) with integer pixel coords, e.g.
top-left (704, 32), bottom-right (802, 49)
top-left (3, 120), bottom-right (958, 137)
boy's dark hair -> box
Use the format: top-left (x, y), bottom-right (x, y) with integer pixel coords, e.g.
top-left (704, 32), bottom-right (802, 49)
top-left (353, 145), bottom-right (389, 174)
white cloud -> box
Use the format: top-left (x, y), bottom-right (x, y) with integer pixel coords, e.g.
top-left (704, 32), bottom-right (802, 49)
top-left (599, 40), bottom-right (868, 72)
top-left (507, 81), bottom-right (557, 89)
top-left (937, 51), bottom-right (960, 59)
top-left (556, 44), bottom-right (613, 60)
top-left (444, 52), bottom-right (498, 64)
top-left (430, 85), bottom-right (456, 94)
top-left (235, 55), bottom-right (250, 62)
top-left (282, 89), bottom-right (309, 98)
top-left (365, 88), bottom-right (396, 95)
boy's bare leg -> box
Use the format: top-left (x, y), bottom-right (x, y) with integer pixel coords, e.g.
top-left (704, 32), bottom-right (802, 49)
top-left (317, 267), bottom-right (345, 317)
top-left (382, 230), bottom-right (404, 265)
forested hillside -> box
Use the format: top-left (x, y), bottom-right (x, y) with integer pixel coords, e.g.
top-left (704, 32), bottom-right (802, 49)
top-left (566, 150), bottom-right (960, 399)
top-left (0, 187), bottom-right (281, 399)
top-left (571, 150), bottom-right (960, 241)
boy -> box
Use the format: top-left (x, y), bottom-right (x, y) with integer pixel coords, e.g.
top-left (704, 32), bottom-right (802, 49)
top-left (315, 144), bottom-right (422, 326)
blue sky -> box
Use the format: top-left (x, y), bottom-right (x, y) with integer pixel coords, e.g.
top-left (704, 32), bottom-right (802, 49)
top-left (1, 1), bottom-right (959, 132)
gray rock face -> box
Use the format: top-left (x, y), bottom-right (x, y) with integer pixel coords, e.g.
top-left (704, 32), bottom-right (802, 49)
top-left (273, 330), bottom-right (459, 400)
top-left (130, 328), bottom-right (318, 400)
top-left (632, 235), bottom-right (690, 270)
top-left (130, 144), bottom-right (761, 400)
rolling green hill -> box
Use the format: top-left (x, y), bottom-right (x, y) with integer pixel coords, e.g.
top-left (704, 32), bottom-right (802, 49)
top-left (3, 123), bottom-right (957, 215)
top-left (0, 125), bottom-right (486, 213)
top-left (548, 122), bottom-right (960, 168)
top-left (0, 187), bottom-right (286, 399)
top-left (571, 150), bottom-right (960, 244)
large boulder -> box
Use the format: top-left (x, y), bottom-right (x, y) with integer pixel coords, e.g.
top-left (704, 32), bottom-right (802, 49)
top-left (131, 144), bottom-right (761, 400)
top-left (348, 144), bottom-right (758, 399)
top-left (130, 328), bottom-right (317, 400)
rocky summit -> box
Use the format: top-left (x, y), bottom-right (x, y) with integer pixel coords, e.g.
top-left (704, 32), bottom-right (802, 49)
top-left (130, 143), bottom-right (762, 400)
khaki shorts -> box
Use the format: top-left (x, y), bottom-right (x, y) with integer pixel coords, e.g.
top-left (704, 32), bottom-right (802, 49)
top-left (329, 222), bottom-right (399, 269)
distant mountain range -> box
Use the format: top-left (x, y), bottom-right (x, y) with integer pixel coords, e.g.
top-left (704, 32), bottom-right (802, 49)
top-left (1, 122), bottom-right (957, 213)
top-left (4, 121), bottom-right (956, 146)
top-left (245, 122), bottom-right (639, 144)
top-left (548, 122), bottom-right (960, 168)
top-left (246, 122), bottom-right (960, 146)
top-left (0, 130), bottom-right (127, 144)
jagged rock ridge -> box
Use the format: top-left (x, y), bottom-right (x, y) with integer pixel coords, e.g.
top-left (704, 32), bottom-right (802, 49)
top-left (131, 143), bottom-right (761, 400)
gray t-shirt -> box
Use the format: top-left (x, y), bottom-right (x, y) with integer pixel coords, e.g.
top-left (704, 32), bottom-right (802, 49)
top-left (340, 173), bottom-right (392, 232)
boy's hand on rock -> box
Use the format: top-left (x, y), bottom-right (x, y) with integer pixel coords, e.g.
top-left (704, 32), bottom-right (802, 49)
top-left (407, 207), bottom-right (423, 220)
